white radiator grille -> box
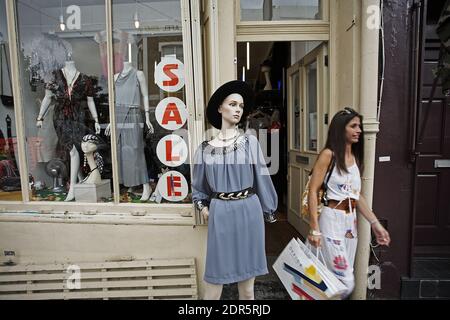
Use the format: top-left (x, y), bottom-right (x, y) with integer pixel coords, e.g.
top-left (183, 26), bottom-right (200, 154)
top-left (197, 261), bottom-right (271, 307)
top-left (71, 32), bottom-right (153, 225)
top-left (0, 258), bottom-right (198, 300)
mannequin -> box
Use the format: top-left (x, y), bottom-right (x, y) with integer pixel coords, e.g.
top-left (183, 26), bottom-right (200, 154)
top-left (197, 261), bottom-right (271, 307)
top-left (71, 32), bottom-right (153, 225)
top-left (105, 61), bottom-right (154, 201)
top-left (80, 134), bottom-right (104, 184)
top-left (260, 60), bottom-right (272, 91)
top-left (36, 60), bottom-right (101, 201)
top-left (192, 80), bottom-right (278, 300)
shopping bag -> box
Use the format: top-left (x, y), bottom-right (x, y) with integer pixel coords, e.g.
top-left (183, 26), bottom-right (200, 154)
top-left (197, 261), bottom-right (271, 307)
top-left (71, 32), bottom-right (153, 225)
top-left (273, 238), bottom-right (346, 300)
top-left (296, 238), bottom-right (347, 299)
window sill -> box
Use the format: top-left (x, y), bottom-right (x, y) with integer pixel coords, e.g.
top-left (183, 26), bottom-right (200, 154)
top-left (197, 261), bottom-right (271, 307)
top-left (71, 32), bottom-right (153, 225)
top-left (0, 203), bottom-right (195, 226)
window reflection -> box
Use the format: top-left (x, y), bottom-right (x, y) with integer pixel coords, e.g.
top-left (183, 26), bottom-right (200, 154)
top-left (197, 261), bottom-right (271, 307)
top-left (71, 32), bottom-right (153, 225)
top-left (0, 0), bottom-right (22, 201)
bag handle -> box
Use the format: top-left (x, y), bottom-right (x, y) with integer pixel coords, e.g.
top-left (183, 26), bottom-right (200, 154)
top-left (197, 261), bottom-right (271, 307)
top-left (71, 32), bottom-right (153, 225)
top-left (306, 242), bottom-right (326, 264)
top-left (321, 154), bottom-right (335, 203)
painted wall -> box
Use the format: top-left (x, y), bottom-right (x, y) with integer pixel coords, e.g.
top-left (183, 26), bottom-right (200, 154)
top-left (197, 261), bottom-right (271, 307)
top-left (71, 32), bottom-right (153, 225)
top-left (330, 0), bottom-right (360, 114)
top-left (0, 221), bottom-right (208, 296)
top-left (372, 0), bottom-right (415, 299)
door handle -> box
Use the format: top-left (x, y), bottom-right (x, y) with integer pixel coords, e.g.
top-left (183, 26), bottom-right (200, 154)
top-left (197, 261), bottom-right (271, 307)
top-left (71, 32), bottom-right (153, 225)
top-left (435, 160), bottom-right (450, 168)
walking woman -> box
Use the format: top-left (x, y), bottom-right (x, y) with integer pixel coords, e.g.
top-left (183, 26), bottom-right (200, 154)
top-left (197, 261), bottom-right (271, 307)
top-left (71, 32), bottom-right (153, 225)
top-left (307, 107), bottom-right (391, 298)
top-left (192, 80), bottom-right (278, 300)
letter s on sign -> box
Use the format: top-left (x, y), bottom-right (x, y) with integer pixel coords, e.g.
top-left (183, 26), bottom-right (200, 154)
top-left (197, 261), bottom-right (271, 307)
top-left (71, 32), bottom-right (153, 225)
top-left (163, 64), bottom-right (180, 87)
top-left (155, 57), bottom-right (185, 92)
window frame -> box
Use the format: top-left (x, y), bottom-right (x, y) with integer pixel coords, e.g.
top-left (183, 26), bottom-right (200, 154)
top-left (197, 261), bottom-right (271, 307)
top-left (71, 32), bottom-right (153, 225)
top-left (2, 0), bottom-right (204, 224)
top-left (235, 0), bottom-right (330, 42)
top-left (300, 43), bottom-right (327, 155)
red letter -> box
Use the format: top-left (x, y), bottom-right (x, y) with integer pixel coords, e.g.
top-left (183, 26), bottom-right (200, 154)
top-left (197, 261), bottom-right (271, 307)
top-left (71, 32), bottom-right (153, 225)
top-left (165, 140), bottom-right (180, 161)
top-left (167, 175), bottom-right (182, 196)
top-left (162, 103), bottom-right (183, 125)
top-left (163, 64), bottom-right (179, 87)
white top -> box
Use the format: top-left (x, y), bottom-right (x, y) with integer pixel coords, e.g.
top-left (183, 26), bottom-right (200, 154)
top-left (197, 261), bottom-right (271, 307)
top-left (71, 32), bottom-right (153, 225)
top-left (325, 161), bottom-right (361, 201)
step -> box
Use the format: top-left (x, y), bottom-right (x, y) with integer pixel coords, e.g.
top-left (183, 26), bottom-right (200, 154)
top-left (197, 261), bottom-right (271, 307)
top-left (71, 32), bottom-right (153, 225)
top-left (401, 278), bottom-right (450, 299)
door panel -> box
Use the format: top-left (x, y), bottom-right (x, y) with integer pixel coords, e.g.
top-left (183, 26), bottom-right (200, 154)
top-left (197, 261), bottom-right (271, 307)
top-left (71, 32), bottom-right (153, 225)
top-left (413, 0), bottom-right (450, 249)
top-left (287, 43), bottom-right (328, 236)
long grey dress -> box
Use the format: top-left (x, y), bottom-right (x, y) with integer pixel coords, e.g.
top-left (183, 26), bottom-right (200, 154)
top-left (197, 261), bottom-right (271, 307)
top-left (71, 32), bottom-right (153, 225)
top-left (115, 68), bottom-right (149, 187)
top-left (192, 134), bottom-right (278, 284)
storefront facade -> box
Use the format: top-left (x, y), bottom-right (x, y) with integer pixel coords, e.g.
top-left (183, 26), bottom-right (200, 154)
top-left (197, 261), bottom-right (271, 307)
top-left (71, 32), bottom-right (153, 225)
top-left (0, 0), bottom-right (380, 299)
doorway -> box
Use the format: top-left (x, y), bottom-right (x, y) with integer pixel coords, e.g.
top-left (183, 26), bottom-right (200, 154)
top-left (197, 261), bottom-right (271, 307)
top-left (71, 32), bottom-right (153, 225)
top-left (236, 40), bottom-right (329, 255)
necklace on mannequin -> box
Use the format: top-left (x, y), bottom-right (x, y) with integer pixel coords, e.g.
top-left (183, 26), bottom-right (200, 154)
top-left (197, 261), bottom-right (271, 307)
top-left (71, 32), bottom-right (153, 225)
top-left (217, 128), bottom-right (239, 141)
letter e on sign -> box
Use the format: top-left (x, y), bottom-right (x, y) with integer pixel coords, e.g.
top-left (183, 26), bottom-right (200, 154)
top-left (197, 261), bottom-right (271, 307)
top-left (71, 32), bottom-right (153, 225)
top-left (158, 171), bottom-right (188, 202)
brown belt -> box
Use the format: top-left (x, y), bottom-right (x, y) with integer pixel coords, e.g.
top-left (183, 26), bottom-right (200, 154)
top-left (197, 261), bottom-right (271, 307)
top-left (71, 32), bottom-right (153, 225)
top-left (326, 199), bottom-right (357, 213)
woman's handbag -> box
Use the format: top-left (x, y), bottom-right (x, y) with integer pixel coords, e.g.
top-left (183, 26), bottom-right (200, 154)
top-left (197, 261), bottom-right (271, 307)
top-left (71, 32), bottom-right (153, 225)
top-left (301, 156), bottom-right (335, 219)
top-left (0, 43), bottom-right (14, 107)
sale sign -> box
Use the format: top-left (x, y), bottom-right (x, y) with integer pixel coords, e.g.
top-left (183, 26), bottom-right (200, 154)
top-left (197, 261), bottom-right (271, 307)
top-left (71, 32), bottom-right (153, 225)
top-left (155, 97), bottom-right (188, 131)
top-left (156, 134), bottom-right (188, 167)
top-left (154, 57), bottom-right (185, 92)
top-left (158, 170), bottom-right (188, 202)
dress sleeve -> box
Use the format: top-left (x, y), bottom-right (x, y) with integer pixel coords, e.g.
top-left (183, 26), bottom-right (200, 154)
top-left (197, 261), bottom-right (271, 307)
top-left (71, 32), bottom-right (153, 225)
top-left (248, 134), bottom-right (278, 214)
top-left (192, 143), bottom-right (212, 205)
top-left (85, 75), bottom-right (95, 97)
top-left (45, 71), bottom-right (57, 92)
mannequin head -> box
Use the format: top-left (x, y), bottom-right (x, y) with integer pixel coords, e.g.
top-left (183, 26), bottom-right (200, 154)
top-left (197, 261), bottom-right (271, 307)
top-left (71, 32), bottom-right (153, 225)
top-left (206, 80), bottom-right (254, 129)
top-left (81, 134), bottom-right (104, 174)
top-left (81, 134), bottom-right (100, 154)
top-left (218, 93), bottom-right (244, 128)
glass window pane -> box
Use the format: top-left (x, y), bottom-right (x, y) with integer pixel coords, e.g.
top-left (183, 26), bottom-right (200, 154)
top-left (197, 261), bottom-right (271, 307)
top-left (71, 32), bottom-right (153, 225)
top-left (0, 0), bottom-right (22, 201)
top-left (240, 0), bottom-right (322, 21)
top-left (292, 71), bottom-right (300, 150)
top-left (306, 60), bottom-right (317, 151)
top-left (16, 0), bottom-right (114, 203)
top-left (112, 0), bottom-right (191, 204)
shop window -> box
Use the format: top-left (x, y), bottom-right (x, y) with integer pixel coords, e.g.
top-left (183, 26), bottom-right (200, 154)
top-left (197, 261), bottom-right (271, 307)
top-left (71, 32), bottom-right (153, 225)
top-left (305, 60), bottom-right (317, 152)
top-left (111, 0), bottom-right (190, 205)
top-left (14, 0), bottom-right (112, 203)
top-left (9, 0), bottom-right (192, 207)
top-left (240, 0), bottom-right (322, 22)
top-left (0, 0), bottom-right (22, 201)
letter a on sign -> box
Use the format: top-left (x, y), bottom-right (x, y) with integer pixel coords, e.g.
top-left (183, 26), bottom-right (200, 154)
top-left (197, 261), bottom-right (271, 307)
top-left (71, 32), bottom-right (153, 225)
top-left (155, 57), bottom-right (185, 92)
top-left (155, 97), bottom-right (188, 130)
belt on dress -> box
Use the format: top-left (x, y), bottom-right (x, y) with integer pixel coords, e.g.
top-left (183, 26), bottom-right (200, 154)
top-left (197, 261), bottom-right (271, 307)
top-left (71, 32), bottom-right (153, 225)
top-left (211, 187), bottom-right (255, 201)
top-left (326, 199), bottom-right (357, 213)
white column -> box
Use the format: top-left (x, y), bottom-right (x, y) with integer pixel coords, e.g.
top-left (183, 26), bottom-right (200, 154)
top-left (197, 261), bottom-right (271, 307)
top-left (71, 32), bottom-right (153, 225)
top-left (352, 0), bottom-right (380, 300)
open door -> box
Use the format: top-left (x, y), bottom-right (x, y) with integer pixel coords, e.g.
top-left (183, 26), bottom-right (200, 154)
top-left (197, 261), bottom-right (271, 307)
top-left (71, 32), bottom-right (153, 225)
top-left (287, 43), bottom-right (329, 237)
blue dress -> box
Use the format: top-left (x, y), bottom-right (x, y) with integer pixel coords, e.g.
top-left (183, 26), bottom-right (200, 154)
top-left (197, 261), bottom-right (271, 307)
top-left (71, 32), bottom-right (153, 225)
top-left (192, 134), bottom-right (278, 284)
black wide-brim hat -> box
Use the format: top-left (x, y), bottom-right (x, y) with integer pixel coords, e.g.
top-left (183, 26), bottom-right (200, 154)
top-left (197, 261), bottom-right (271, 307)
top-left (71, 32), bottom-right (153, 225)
top-left (206, 80), bottom-right (255, 129)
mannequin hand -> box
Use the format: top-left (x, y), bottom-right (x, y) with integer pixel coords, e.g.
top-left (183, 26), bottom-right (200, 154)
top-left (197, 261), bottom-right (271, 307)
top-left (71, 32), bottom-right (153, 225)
top-left (105, 124), bottom-right (111, 136)
top-left (36, 120), bottom-right (43, 128)
top-left (94, 122), bottom-right (101, 134)
top-left (201, 207), bottom-right (209, 222)
top-left (146, 120), bottom-right (154, 134)
top-left (372, 222), bottom-right (391, 246)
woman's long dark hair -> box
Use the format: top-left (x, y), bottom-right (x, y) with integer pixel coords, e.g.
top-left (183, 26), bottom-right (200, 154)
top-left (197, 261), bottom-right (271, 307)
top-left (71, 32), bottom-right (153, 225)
top-left (325, 107), bottom-right (364, 175)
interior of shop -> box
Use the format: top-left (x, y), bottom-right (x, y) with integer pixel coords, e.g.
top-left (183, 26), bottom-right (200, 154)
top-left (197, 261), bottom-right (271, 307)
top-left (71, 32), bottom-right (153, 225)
top-left (236, 40), bottom-right (326, 255)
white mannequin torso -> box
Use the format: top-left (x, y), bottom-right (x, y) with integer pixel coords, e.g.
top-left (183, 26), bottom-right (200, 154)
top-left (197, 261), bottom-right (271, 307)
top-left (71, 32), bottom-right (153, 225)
top-left (61, 61), bottom-right (80, 96)
top-left (114, 61), bottom-right (133, 82)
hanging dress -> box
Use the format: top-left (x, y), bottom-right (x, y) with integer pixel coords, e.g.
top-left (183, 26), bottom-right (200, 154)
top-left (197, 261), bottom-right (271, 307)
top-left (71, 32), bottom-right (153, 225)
top-left (114, 68), bottom-right (149, 187)
top-left (46, 69), bottom-right (95, 163)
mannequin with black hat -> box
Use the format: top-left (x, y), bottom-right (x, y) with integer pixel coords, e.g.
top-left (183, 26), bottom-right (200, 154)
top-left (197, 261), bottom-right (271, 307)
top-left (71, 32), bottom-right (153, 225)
top-left (192, 80), bottom-right (278, 300)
